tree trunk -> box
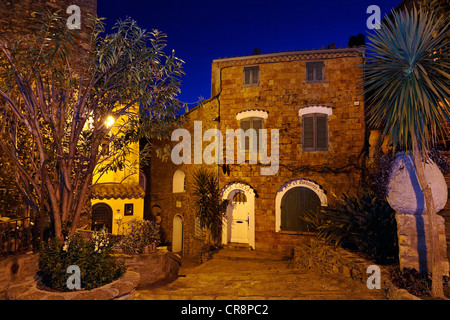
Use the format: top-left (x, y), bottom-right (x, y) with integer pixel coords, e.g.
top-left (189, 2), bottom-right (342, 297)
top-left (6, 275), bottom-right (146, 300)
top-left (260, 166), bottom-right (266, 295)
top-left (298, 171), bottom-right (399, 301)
top-left (412, 137), bottom-right (445, 299)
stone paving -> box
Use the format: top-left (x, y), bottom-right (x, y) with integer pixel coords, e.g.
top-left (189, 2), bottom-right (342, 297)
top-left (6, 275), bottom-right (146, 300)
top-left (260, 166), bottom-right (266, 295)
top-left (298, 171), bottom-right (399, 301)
top-left (134, 250), bottom-right (387, 300)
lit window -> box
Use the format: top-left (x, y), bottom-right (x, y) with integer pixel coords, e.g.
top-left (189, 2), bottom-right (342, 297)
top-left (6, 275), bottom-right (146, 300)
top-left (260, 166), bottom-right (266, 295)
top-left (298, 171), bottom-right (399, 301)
top-left (124, 203), bottom-right (134, 216)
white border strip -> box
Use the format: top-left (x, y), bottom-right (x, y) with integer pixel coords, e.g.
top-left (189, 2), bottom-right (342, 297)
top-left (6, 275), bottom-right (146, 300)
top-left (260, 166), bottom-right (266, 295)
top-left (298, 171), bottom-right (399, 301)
top-left (236, 110), bottom-right (269, 121)
top-left (298, 106), bottom-right (332, 117)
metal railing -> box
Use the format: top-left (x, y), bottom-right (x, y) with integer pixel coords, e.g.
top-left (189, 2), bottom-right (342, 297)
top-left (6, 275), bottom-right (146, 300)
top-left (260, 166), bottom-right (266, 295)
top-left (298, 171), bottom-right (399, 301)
top-left (0, 217), bottom-right (33, 258)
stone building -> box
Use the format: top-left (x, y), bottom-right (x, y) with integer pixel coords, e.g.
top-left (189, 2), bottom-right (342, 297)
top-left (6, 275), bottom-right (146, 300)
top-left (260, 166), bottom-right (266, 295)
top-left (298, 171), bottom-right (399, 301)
top-left (148, 47), bottom-right (367, 257)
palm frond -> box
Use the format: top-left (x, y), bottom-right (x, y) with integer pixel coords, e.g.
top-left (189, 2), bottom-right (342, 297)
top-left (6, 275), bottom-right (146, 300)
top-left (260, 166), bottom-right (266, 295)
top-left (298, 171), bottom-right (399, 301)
top-left (364, 6), bottom-right (450, 155)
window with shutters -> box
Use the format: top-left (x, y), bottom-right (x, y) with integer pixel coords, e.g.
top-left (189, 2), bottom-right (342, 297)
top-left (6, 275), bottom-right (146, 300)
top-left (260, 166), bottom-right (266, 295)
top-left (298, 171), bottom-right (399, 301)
top-left (243, 66), bottom-right (260, 86)
top-left (306, 61), bottom-right (324, 82)
top-left (239, 117), bottom-right (264, 152)
top-left (302, 113), bottom-right (328, 151)
top-left (280, 187), bottom-right (321, 232)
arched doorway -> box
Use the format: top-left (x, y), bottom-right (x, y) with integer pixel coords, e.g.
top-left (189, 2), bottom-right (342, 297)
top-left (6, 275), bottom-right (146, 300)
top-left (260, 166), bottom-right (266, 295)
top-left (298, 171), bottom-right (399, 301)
top-left (220, 182), bottom-right (256, 249)
top-left (275, 179), bottom-right (327, 232)
top-left (172, 215), bottom-right (183, 254)
top-left (91, 203), bottom-right (113, 233)
top-left (280, 187), bottom-right (321, 232)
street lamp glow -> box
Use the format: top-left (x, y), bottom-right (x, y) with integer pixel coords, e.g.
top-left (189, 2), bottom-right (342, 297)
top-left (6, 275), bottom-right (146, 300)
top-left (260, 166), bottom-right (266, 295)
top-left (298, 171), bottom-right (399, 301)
top-left (106, 116), bottom-right (115, 128)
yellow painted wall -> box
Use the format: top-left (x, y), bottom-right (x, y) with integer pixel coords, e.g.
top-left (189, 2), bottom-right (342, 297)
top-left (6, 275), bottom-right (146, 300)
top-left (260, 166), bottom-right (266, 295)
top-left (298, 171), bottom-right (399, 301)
top-left (93, 106), bottom-right (140, 185)
top-left (91, 105), bottom-right (144, 235)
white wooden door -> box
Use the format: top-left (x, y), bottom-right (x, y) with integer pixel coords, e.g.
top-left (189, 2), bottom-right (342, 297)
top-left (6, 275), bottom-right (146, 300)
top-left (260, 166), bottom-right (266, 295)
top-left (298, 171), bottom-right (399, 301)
top-left (230, 192), bottom-right (249, 243)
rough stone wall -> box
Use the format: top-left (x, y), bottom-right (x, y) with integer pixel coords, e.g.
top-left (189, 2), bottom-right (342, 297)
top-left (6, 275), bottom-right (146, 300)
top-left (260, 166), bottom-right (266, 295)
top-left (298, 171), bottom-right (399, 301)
top-left (396, 213), bottom-right (449, 276)
top-left (150, 48), bottom-right (367, 257)
top-left (0, 0), bottom-right (97, 38)
top-left (293, 239), bottom-right (420, 300)
top-left (148, 98), bottom-right (220, 257)
top-left (0, 0), bottom-right (97, 64)
top-left (217, 50), bottom-right (365, 253)
top-left (0, 252), bottom-right (38, 299)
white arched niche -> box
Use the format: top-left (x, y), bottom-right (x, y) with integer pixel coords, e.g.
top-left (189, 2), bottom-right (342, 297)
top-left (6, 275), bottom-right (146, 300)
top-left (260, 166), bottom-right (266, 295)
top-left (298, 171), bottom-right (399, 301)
top-left (172, 169), bottom-right (186, 193)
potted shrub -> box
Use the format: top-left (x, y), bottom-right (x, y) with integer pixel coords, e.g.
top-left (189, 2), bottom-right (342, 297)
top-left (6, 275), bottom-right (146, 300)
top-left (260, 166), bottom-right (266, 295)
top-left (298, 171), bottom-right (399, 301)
top-left (37, 227), bottom-right (126, 291)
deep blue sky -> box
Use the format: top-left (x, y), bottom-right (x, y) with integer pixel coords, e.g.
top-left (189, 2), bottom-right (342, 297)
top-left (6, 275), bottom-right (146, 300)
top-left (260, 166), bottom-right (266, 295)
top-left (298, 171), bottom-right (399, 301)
top-left (97, 0), bottom-right (401, 108)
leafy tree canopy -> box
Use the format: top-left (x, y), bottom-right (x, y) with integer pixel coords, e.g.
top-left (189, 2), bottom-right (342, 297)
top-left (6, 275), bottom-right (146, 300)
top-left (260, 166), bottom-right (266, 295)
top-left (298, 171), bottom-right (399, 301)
top-left (0, 11), bottom-right (185, 238)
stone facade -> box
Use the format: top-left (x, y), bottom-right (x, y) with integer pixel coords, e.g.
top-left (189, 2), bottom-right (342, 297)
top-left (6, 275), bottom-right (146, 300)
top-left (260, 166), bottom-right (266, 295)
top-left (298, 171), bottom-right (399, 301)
top-left (0, 251), bottom-right (38, 299)
top-left (0, 0), bottom-right (97, 38)
top-left (149, 47), bottom-right (367, 258)
top-left (396, 213), bottom-right (449, 275)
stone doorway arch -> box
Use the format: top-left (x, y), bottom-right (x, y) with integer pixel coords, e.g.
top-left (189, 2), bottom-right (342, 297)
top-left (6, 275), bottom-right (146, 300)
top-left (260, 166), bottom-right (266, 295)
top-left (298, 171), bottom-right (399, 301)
top-left (220, 182), bottom-right (256, 249)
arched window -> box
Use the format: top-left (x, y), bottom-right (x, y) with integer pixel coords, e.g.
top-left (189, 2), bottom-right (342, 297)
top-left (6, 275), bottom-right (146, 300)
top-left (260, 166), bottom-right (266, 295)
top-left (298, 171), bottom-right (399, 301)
top-left (232, 191), bottom-right (247, 204)
top-left (173, 169), bottom-right (186, 193)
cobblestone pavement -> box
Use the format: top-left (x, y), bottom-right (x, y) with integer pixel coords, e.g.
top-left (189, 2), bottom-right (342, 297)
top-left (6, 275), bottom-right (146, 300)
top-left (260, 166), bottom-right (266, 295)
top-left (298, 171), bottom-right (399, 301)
top-left (134, 250), bottom-right (387, 300)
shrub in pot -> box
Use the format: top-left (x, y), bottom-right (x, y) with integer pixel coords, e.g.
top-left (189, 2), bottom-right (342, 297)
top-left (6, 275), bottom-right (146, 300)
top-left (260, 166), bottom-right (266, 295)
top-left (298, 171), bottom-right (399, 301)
top-left (37, 227), bottom-right (126, 291)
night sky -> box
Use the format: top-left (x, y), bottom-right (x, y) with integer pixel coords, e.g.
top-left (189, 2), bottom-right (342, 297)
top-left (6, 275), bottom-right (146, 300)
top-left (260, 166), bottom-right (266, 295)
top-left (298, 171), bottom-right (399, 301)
top-left (97, 0), bottom-right (401, 109)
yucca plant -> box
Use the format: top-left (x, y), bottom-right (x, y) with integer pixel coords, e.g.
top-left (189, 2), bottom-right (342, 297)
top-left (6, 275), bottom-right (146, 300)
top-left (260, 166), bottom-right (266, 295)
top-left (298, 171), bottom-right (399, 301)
top-left (192, 168), bottom-right (228, 244)
top-left (301, 190), bottom-right (398, 264)
top-left (364, 5), bottom-right (449, 298)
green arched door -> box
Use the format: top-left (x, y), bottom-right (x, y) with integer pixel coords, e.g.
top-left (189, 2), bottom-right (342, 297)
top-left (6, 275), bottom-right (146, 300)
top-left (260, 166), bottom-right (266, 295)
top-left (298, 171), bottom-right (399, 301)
top-left (280, 187), bottom-right (321, 232)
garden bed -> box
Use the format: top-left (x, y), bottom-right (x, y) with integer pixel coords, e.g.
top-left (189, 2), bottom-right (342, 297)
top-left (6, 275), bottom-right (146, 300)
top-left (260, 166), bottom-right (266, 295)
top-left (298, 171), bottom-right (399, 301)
top-left (6, 269), bottom-right (140, 300)
top-left (1, 246), bottom-right (179, 299)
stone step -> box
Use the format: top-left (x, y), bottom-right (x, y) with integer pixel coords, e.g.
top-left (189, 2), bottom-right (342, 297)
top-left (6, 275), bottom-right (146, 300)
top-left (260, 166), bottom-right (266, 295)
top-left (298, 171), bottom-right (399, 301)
top-left (224, 243), bottom-right (253, 250)
top-left (213, 248), bottom-right (287, 262)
